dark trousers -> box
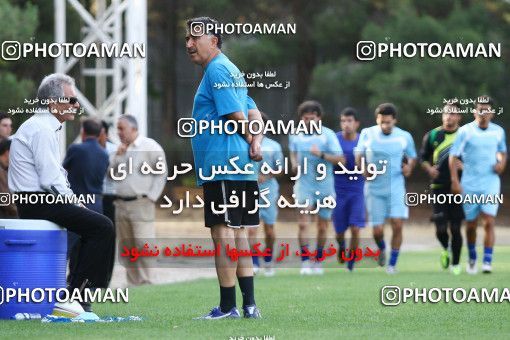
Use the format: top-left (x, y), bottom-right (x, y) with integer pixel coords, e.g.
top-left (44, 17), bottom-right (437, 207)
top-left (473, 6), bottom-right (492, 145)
top-left (68, 194), bottom-right (105, 277)
top-left (16, 201), bottom-right (115, 289)
top-left (102, 194), bottom-right (117, 284)
top-left (102, 194), bottom-right (116, 227)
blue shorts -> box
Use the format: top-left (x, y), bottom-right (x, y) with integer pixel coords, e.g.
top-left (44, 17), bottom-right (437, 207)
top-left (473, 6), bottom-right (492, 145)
top-left (365, 186), bottom-right (408, 226)
top-left (332, 190), bottom-right (365, 233)
top-left (293, 184), bottom-right (335, 220)
top-left (462, 189), bottom-right (500, 221)
top-left (259, 184), bottom-right (279, 225)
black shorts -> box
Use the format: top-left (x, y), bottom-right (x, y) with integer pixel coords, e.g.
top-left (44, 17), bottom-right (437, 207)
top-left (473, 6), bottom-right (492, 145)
top-left (431, 188), bottom-right (464, 222)
top-left (202, 180), bottom-right (260, 228)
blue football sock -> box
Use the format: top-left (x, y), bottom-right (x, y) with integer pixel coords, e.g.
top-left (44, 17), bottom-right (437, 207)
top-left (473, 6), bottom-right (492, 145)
top-left (301, 245), bottom-right (309, 262)
top-left (483, 247), bottom-right (493, 264)
top-left (264, 250), bottom-right (273, 263)
top-left (347, 258), bottom-right (355, 271)
top-left (252, 255), bottom-right (260, 267)
top-left (316, 246), bottom-right (324, 261)
top-left (389, 249), bottom-right (399, 267)
top-left (376, 239), bottom-right (386, 251)
top-left (468, 243), bottom-right (477, 261)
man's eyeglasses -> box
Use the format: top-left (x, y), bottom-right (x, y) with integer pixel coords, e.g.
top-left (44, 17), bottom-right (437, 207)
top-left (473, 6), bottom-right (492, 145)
top-left (58, 97), bottom-right (79, 105)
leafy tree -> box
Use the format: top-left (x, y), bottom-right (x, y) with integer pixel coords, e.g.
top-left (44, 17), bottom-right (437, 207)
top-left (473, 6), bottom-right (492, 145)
top-left (0, 0), bottom-right (38, 113)
top-left (310, 0), bottom-right (508, 133)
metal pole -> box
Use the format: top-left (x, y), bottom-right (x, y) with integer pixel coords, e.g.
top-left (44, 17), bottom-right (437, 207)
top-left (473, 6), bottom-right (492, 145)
top-left (55, 0), bottom-right (66, 157)
top-left (126, 0), bottom-right (147, 136)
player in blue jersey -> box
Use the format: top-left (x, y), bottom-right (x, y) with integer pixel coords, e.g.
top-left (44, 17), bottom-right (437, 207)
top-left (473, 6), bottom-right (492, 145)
top-left (449, 95), bottom-right (507, 274)
top-left (289, 100), bottom-right (344, 275)
top-left (186, 17), bottom-right (263, 319)
top-left (333, 108), bottom-right (365, 271)
top-left (249, 112), bottom-right (284, 277)
top-left (355, 103), bottom-right (417, 274)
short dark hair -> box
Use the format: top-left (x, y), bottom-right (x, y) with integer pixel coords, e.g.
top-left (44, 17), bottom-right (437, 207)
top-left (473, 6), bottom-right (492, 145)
top-left (375, 103), bottom-right (397, 118)
top-left (186, 17), bottom-right (223, 49)
top-left (0, 112), bottom-right (11, 123)
top-left (340, 107), bottom-right (358, 121)
top-left (297, 100), bottom-right (323, 118)
top-left (476, 95), bottom-right (493, 107)
top-left (444, 101), bottom-right (461, 114)
top-left (446, 101), bottom-right (461, 109)
top-left (101, 120), bottom-right (109, 134)
top-left (82, 118), bottom-right (102, 137)
top-left (0, 138), bottom-right (11, 156)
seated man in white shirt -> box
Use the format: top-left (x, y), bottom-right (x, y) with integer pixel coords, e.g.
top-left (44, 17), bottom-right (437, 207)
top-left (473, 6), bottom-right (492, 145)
top-left (8, 73), bottom-right (115, 312)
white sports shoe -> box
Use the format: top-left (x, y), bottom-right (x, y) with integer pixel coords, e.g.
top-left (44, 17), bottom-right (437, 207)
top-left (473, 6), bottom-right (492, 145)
top-left (386, 266), bottom-right (398, 275)
top-left (300, 260), bottom-right (313, 275)
top-left (253, 265), bottom-right (260, 275)
top-left (466, 260), bottom-right (478, 275)
top-left (52, 300), bottom-right (85, 318)
top-left (264, 262), bottom-right (275, 277)
top-left (312, 261), bottom-right (324, 275)
top-left (482, 262), bottom-right (492, 274)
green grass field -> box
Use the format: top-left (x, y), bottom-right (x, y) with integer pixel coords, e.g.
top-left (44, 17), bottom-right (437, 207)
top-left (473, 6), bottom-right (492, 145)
top-left (2, 247), bottom-right (510, 340)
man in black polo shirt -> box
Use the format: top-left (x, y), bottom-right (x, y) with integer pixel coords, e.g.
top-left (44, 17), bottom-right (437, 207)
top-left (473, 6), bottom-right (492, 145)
top-left (420, 102), bottom-right (464, 274)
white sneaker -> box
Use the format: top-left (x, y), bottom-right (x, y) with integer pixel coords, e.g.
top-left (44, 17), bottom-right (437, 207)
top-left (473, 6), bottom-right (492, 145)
top-left (312, 261), bottom-right (324, 275)
top-left (52, 300), bottom-right (85, 318)
top-left (264, 263), bottom-right (275, 277)
top-left (466, 260), bottom-right (478, 274)
top-left (482, 262), bottom-right (492, 274)
top-left (300, 261), bottom-right (313, 275)
top-left (253, 265), bottom-right (260, 275)
top-left (386, 266), bottom-right (398, 274)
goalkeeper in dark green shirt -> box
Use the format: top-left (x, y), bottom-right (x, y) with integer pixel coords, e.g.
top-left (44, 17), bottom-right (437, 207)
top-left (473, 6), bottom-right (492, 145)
top-left (419, 102), bottom-right (464, 275)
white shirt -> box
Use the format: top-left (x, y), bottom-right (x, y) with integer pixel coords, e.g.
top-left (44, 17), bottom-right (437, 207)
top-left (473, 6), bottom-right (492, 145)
top-left (8, 111), bottom-right (74, 196)
top-left (102, 140), bottom-right (117, 195)
top-left (109, 135), bottom-right (167, 202)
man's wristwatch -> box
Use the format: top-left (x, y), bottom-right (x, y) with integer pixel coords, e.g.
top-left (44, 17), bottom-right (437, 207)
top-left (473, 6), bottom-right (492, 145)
top-left (320, 152), bottom-right (325, 159)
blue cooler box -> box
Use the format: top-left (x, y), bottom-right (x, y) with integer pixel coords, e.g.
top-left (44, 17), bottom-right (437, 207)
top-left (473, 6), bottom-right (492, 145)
top-left (0, 219), bottom-right (67, 319)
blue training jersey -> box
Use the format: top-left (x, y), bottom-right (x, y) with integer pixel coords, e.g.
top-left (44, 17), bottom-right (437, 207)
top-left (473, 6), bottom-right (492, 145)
top-left (450, 121), bottom-right (506, 192)
top-left (255, 137), bottom-right (283, 192)
top-left (355, 125), bottom-right (417, 195)
top-left (191, 53), bottom-right (258, 186)
top-left (289, 126), bottom-right (343, 195)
